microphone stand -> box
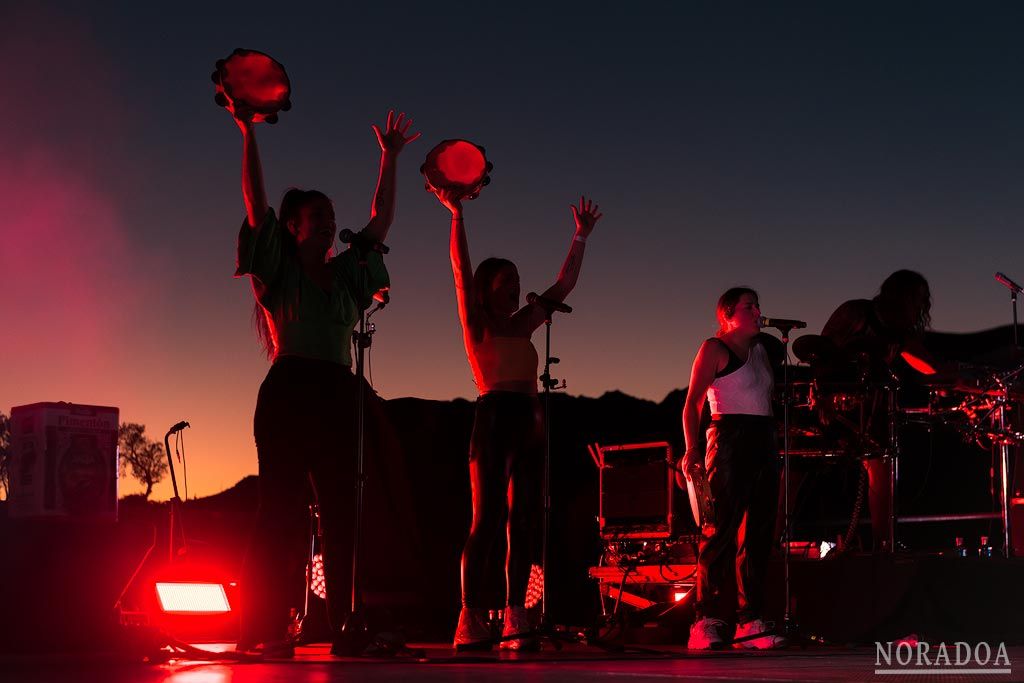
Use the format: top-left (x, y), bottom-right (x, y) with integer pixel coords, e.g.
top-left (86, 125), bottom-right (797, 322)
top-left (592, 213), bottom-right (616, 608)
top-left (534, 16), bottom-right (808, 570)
top-left (995, 272), bottom-right (1022, 348)
top-left (993, 273), bottom-right (1022, 552)
top-left (335, 240), bottom-right (389, 656)
top-left (1014, 290), bottom-right (1019, 350)
top-left (758, 318), bottom-right (810, 644)
top-left (993, 366), bottom-right (1024, 557)
top-left (539, 315), bottom-right (561, 621)
top-left (298, 499), bottom-right (323, 642)
top-left (526, 306), bottom-right (575, 650)
top-left (163, 423), bottom-right (189, 562)
top-left (773, 324), bottom-right (800, 641)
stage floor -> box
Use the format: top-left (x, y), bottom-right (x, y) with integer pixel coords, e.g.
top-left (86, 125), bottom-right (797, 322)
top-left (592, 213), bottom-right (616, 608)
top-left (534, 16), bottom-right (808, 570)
top-left (2, 643), bottom-right (1020, 682)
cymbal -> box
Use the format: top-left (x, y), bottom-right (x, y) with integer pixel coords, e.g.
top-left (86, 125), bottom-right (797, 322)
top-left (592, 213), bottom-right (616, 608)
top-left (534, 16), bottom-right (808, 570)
top-left (792, 335), bottom-right (836, 363)
top-left (793, 334), bottom-right (890, 365)
top-left (919, 363), bottom-right (984, 388)
top-left (952, 379), bottom-right (1024, 401)
top-left (922, 369), bottom-right (1024, 401)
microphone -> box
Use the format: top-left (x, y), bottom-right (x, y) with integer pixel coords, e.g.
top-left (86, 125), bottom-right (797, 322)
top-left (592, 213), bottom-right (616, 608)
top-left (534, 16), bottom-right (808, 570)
top-left (167, 421), bottom-right (190, 435)
top-left (527, 292), bottom-right (572, 314)
top-left (995, 272), bottom-right (1023, 293)
top-left (760, 316), bottom-right (807, 330)
top-left (339, 229), bottom-right (390, 255)
top-left (368, 289), bottom-right (390, 317)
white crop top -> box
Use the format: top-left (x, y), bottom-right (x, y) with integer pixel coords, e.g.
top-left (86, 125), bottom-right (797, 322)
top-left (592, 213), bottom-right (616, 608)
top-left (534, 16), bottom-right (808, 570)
top-left (706, 339), bottom-right (773, 416)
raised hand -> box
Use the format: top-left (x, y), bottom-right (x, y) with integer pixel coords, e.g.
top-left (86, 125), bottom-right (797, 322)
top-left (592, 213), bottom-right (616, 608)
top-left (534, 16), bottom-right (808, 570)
top-left (433, 187), bottom-right (465, 217)
top-left (372, 110), bottom-right (421, 155)
top-left (570, 195), bottom-right (602, 238)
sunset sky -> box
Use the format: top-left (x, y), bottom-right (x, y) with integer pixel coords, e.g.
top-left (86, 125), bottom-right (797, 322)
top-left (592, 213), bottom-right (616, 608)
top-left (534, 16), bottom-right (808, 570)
top-left (3, 2), bottom-right (1023, 500)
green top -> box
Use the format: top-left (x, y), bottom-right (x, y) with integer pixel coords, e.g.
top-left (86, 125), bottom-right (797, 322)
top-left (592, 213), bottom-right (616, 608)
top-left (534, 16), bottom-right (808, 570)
top-left (235, 209), bottom-right (390, 366)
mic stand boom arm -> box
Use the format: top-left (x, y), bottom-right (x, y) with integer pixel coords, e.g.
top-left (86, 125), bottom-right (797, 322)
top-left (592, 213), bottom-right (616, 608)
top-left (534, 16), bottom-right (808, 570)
top-left (164, 422), bottom-right (189, 562)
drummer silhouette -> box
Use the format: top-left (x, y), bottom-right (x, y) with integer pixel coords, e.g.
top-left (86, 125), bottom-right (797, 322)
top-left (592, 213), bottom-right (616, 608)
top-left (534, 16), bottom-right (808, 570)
top-left (819, 269), bottom-right (937, 552)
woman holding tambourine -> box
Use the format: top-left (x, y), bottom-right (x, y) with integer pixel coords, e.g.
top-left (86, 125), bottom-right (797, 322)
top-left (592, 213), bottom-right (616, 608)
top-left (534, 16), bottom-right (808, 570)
top-left (429, 159), bottom-right (601, 651)
top-left (217, 50), bottom-right (420, 655)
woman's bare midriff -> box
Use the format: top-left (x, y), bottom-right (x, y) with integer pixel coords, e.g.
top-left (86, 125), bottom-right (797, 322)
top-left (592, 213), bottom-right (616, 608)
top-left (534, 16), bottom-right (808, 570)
top-left (481, 379), bottom-right (538, 395)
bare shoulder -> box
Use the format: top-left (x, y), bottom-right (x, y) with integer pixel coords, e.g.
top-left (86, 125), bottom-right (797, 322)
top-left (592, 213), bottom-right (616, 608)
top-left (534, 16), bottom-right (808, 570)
top-left (700, 337), bottom-right (727, 355)
top-left (696, 337), bottom-right (728, 365)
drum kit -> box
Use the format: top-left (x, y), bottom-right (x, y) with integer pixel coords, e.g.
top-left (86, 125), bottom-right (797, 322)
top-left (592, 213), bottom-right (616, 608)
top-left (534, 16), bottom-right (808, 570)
top-left (786, 333), bottom-right (1023, 557)
top-left (788, 335), bottom-right (1024, 454)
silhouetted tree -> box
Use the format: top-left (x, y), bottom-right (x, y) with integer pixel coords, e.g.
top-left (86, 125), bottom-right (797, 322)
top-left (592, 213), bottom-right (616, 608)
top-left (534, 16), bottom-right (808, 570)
top-left (118, 422), bottom-right (167, 499)
top-left (0, 412), bottom-right (9, 500)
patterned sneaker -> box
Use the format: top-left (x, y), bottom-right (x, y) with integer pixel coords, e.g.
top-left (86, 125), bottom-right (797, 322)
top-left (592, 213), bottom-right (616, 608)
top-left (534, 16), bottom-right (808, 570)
top-left (453, 607), bottom-right (493, 651)
top-left (688, 617), bottom-right (727, 650)
top-left (734, 618), bottom-right (786, 649)
top-left (499, 606), bottom-right (540, 651)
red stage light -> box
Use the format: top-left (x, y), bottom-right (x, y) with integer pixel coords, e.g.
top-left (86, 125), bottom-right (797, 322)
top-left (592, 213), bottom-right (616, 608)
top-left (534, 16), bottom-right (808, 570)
top-left (310, 553), bottom-right (327, 600)
top-left (525, 564), bottom-right (543, 609)
top-left (155, 582), bottom-right (231, 614)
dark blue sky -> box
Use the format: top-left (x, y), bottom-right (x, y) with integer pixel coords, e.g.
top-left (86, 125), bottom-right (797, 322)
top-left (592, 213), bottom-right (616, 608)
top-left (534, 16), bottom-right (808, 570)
top-left (3, 1), bottom-right (1023, 497)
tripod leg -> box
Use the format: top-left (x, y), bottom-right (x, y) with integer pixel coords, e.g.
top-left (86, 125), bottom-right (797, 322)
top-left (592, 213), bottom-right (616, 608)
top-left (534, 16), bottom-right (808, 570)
top-left (865, 457), bottom-right (892, 553)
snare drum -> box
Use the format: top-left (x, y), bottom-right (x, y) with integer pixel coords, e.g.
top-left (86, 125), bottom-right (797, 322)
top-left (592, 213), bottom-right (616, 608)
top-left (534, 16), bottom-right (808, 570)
top-left (212, 48), bottom-right (291, 124)
top-left (420, 139), bottom-right (493, 199)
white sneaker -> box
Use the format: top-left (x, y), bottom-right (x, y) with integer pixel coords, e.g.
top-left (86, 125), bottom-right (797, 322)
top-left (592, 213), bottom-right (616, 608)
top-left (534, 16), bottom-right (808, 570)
top-left (500, 606), bottom-right (540, 651)
top-left (688, 617), bottom-right (727, 650)
top-left (453, 608), bottom-right (492, 651)
top-left (734, 618), bottom-right (785, 649)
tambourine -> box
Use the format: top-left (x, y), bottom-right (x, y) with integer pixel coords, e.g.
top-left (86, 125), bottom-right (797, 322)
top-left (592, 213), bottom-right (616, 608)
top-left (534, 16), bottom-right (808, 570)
top-left (420, 139), bottom-right (493, 200)
top-left (212, 48), bottom-right (291, 124)
top-left (686, 463), bottom-right (716, 536)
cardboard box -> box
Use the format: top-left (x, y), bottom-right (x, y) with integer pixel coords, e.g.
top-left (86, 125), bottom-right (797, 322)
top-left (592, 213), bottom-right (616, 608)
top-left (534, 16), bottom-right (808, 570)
top-left (9, 402), bottom-right (119, 520)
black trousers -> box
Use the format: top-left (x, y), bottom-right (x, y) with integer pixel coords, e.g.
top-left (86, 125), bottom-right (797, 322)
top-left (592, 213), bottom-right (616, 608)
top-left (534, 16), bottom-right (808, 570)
top-left (696, 415), bottom-right (779, 623)
top-left (461, 392), bottom-right (544, 609)
top-left (241, 356), bottom-right (377, 644)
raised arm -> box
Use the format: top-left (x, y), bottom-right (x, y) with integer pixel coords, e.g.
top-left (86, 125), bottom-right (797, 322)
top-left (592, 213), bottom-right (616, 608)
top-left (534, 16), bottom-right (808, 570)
top-left (513, 196), bottom-right (601, 332)
top-left (679, 340), bottom-right (726, 481)
top-left (236, 113), bottom-right (269, 230)
top-left (364, 110), bottom-right (420, 243)
top-left (436, 189), bottom-right (476, 340)
top-left (543, 196), bottom-right (601, 301)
